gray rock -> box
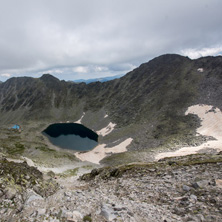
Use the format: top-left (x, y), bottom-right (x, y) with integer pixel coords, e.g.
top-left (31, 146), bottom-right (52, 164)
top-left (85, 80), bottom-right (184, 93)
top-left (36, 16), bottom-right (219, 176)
top-left (25, 191), bottom-right (43, 204)
top-left (205, 215), bottom-right (218, 222)
top-left (190, 194), bottom-right (197, 202)
top-left (4, 187), bottom-right (17, 200)
top-left (0, 208), bottom-right (7, 214)
top-left (64, 191), bottom-right (72, 197)
top-left (66, 196), bottom-right (71, 202)
top-left (173, 207), bottom-right (186, 216)
top-left (113, 204), bottom-right (127, 211)
top-left (57, 207), bottom-right (68, 218)
top-left (49, 218), bottom-right (60, 222)
top-left (100, 204), bottom-right (117, 221)
top-left (25, 175), bottom-right (30, 180)
top-left (195, 214), bottom-right (205, 221)
top-left (183, 185), bottom-right (191, 192)
top-left (192, 182), bottom-right (200, 189)
top-left (37, 208), bottom-right (46, 216)
top-left (196, 180), bottom-right (209, 188)
top-left (0, 190), bottom-right (4, 197)
top-left (66, 210), bottom-right (83, 222)
top-left (30, 210), bottom-right (38, 217)
top-left (16, 202), bottom-right (24, 213)
top-left (48, 207), bottom-right (57, 216)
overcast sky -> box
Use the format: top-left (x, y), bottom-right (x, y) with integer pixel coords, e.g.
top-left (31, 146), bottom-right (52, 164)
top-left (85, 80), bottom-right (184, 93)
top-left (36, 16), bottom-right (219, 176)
top-left (0, 0), bottom-right (222, 81)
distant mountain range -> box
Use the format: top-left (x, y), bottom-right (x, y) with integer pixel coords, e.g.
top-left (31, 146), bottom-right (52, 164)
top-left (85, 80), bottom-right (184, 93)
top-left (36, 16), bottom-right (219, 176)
top-left (73, 74), bottom-right (124, 84)
top-left (1, 54), bottom-right (222, 150)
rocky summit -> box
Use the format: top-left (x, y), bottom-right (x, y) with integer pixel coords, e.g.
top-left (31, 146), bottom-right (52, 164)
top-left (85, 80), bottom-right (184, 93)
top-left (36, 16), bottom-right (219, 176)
top-left (0, 54), bottom-right (222, 221)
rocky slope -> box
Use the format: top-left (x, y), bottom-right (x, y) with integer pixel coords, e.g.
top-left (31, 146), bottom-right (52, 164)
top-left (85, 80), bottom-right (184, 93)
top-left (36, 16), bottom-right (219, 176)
top-left (1, 153), bottom-right (222, 221)
top-left (0, 157), bottom-right (58, 221)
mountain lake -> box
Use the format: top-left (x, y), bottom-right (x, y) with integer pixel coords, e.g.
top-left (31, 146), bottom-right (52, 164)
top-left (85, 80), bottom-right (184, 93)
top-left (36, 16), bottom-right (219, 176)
top-left (42, 123), bottom-right (98, 151)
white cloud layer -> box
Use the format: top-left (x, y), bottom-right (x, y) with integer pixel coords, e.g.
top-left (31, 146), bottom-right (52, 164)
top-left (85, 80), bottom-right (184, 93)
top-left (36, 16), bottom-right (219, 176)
top-left (0, 73), bottom-right (11, 77)
top-left (0, 0), bottom-right (222, 81)
top-left (181, 46), bottom-right (222, 59)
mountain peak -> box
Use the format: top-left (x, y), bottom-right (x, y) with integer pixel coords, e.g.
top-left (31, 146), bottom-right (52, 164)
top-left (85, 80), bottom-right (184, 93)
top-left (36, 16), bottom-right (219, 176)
top-left (150, 53), bottom-right (190, 64)
top-left (40, 74), bottom-right (60, 82)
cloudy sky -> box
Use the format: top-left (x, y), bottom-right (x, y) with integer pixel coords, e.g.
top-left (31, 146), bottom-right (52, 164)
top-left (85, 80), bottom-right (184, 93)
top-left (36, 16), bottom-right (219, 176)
top-left (0, 0), bottom-right (222, 81)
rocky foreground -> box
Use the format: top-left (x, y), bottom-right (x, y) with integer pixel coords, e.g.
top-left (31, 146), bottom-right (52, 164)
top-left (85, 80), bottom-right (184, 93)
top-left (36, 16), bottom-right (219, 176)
top-left (0, 152), bottom-right (222, 222)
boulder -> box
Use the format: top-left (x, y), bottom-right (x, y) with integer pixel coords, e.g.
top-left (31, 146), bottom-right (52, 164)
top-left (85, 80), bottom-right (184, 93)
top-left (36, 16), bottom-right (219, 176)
top-left (100, 204), bottom-right (117, 221)
top-left (66, 210), bottom-right (83, 222)
top-left (25, 190), bottom-right (44, 205)
top-left (4, 187), bottom-right (17, 200)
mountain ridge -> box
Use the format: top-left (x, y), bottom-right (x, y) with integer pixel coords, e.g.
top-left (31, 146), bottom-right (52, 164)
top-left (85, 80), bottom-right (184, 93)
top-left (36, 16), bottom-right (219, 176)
top-left (1, 54), bottom-right (222, 150)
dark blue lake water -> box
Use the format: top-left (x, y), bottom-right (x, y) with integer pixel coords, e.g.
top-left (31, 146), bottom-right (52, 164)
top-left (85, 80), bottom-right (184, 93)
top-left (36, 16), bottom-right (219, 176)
top-left (43, 123), bottom-right (98, 151)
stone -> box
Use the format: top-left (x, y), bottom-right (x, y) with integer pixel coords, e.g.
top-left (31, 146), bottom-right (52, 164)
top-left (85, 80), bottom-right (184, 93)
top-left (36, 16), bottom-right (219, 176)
top-left (0, 190), bottom-right (4, 197)
top-left (191, 182), bottom-right (200, 189)
top-left (4, 187), bottom-right (17, 200)
top-left (196, 214), bottom-right (205, 221)
top-left (60, 207), bottom-right (68, 218)
top-left (66, 210), bottom-right (83, 222)
top-left (16, 202), bottom-right (24, 213)
top-left (205, 215), bottom-right (218, 222)
top-left (37, 208), bottom-right (46, 216)
top-left (25, 175), bottom-right (30, 180)
top-left (113, 204), bottom-right (126, 211)
top-left (215, 179), bottom-right (222, 188)
top-left (195, 180), bottom-right (209, 188)
top-left (173, 207), bottom-right (186, 216)
top-left (66, 196), bottom-right (71, 202)
top-left (100, 204), bottom-right (117, 221)
top-left (25, 191), bottom-right (44, 204)
top-left (183, 185), bottom-right (191, 192)
top-left (0, 208), bottom-right (7, 214)
top-left (45, 218), bottom-right (59, 222)
top-left (64, 191), bottom-right (72, 197)
top-left (190, 194), bottom-right (197, 202)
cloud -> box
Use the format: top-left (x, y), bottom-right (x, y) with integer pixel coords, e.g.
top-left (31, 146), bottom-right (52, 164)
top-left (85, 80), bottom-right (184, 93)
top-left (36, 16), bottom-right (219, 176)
top-left (72, 66), bottom-right (88, 73)
top-left (1, 73), bottom-right (11, 77)
top-left (94, 66), bottom-right (108, 72)
top-left (181, 46), bottom-right (222, 59)
top-left (0, 0), bottom-right (222, 81)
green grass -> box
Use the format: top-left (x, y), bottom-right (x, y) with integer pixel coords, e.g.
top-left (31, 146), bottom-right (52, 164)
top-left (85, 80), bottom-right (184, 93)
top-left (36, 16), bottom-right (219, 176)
top-left (82, 165), bottom-right (94, 170)
top-left (57, 167), bottom-right (79, 178)
top-left (5, 143), bottom-right (25, 155)
top-left (83, 215), bottom-right (92, 222)
top-left (35, 146), bottom-right (55, 152)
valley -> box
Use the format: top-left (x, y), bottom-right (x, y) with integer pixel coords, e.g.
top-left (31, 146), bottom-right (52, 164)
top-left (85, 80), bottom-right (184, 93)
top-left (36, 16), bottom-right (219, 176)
top-left (0, 54), bottom-right (222, 221)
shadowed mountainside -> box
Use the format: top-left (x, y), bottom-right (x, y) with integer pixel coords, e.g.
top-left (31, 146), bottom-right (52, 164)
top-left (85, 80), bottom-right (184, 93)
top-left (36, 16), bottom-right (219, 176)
top-left (1, 54), bottom-right (222, 150)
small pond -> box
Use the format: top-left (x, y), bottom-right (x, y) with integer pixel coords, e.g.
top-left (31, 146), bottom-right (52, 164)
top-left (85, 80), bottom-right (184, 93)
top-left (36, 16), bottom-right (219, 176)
top-left (42, 123), bottom-right (98, 151)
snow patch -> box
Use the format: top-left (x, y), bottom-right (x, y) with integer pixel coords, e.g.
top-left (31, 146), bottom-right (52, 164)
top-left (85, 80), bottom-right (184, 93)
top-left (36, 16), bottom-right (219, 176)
top-left (75, 112), bottom-right (85, 124)
top-left (75, 138), bottom-right (133, 164)
top-left (97, 122), bottom-right (116, 136)
top-left (155, 104), bottom-right (222, 160)
top-left (197, 68), bottom-right (204, 72)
